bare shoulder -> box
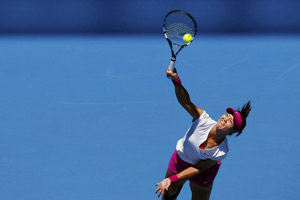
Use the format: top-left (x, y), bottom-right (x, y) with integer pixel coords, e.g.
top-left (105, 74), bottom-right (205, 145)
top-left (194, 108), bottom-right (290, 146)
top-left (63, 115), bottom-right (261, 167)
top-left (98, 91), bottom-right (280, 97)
top-left (192, 107), bottom-right (205, 122)
top-left (197, 107), bottom-right (205, 116)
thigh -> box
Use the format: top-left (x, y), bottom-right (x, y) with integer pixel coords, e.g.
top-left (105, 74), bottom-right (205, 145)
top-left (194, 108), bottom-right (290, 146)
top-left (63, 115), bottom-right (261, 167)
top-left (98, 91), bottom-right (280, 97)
top-left (189, 161), bottom-right (221, 188)
top-left (163, 170), bottom-right (187, 200)
top-left (189, 181), bottom-right (213, 200)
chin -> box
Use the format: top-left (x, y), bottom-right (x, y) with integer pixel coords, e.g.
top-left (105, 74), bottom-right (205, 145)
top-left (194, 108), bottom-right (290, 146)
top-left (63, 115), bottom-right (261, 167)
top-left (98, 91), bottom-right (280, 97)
top-left (216, 123), bottom-right (223, 130)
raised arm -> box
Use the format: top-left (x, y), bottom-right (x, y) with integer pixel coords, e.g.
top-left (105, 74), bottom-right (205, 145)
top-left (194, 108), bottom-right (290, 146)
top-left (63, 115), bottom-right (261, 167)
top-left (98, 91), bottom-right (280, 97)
top-left (166, 67), bottom-right (204, 121)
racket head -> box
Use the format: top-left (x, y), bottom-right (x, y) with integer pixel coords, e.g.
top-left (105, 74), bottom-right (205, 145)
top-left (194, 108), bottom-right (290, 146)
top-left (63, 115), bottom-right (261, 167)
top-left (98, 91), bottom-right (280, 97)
top-left (163, 10), bottom-right (197, 47)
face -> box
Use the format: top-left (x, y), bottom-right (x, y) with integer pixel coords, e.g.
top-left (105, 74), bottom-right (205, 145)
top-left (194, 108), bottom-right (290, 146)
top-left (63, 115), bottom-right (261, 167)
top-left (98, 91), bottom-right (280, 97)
top-left (216, 113), bottom-right (235, 134)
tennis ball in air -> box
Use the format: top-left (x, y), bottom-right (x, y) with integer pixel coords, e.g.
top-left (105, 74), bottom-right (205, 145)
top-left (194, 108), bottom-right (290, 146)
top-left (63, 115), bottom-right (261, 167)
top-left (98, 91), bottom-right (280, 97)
top-left (183, 33), bottom-right (193, 43)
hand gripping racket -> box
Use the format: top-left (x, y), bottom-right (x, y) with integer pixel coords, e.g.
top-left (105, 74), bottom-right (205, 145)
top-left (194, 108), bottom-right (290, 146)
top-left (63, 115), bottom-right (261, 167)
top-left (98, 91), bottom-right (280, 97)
top-left (163, 10), bottom-right (197, 72)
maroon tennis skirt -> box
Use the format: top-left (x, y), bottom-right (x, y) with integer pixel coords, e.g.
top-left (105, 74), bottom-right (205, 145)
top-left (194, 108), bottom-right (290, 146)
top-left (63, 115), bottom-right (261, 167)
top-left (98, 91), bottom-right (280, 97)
top-left (168, 150), bottom-right (221, 187)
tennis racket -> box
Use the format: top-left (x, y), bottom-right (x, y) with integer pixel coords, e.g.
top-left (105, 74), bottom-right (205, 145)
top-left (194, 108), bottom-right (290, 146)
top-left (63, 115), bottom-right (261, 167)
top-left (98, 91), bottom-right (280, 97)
top-left (163, 10), bottom-right (197, 72)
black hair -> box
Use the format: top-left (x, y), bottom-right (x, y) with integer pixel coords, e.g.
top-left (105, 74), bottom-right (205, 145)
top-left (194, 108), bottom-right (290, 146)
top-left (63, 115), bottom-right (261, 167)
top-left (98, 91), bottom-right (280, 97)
top-left (236, 100), bottom-right (252, 136)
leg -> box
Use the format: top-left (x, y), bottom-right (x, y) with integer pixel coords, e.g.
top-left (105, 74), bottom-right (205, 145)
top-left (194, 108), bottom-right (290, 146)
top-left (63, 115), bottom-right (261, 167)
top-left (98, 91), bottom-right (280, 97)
top-left (189, 181), bottom-right (213, 200)
top-left (163, 170), bottom-right (187, 200)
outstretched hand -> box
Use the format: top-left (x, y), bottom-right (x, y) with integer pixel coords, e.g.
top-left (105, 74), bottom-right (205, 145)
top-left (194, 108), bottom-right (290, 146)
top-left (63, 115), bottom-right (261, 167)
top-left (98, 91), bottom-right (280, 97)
top-left (155, 178), bottom-right (171, 199)
top-left (166, 66), bottom-right (179, 80)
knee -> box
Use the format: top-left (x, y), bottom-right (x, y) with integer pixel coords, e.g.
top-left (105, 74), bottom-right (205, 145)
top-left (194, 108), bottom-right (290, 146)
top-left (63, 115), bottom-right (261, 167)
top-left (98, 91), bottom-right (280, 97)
top-left (163, 187), bottom-right (182, 200)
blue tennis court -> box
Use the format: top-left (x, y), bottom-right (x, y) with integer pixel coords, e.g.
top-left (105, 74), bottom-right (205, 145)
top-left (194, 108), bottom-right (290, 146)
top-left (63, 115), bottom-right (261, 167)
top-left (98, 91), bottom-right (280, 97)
top-left (0, 34), bottom-right (299, 199)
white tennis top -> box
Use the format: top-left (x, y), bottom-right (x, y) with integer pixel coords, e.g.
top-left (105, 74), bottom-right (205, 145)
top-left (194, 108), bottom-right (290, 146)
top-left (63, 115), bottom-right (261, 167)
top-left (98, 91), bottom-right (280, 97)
top-left (176, 111), bottom-right (229, 165)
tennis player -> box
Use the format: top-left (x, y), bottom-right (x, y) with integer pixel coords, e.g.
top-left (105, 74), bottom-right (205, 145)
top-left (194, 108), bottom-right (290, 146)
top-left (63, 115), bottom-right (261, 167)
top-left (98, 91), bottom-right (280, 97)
top-left (155, 67), bottom-right (251, 200)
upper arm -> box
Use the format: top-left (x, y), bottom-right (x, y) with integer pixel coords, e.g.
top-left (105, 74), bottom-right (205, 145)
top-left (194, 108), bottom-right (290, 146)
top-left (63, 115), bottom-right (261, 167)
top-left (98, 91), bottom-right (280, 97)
top-left (174, 84), bottom-right (204, 121)
top-left (181, 102), bottom-right (204, 122)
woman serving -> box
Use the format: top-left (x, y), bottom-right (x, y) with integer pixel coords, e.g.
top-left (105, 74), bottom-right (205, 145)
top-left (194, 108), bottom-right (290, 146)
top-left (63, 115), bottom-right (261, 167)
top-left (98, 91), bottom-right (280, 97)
top-left (155, 67), bottom-right (251, 200)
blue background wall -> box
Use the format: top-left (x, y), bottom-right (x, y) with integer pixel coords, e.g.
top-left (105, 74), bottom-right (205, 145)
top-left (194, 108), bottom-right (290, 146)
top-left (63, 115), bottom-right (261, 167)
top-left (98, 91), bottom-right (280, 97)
top-left (1, 0), bottom-right (300, 34)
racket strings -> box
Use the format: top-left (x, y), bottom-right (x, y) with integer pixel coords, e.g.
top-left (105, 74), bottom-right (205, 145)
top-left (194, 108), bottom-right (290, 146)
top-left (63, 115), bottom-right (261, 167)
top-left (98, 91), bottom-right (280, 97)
top-left (166, 22), bottom-right (194, 39)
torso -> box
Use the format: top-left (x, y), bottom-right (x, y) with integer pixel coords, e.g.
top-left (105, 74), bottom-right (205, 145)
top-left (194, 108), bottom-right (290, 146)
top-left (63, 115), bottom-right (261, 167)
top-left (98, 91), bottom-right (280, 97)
top-left (176, 111), bottom-right (229, 164)
top-left (200, 126), bottom-right (225, 150)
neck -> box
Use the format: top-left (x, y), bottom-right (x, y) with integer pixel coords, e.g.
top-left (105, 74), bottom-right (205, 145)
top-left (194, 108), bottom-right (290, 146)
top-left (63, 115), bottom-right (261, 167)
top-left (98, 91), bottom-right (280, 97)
top-left (209, 125), bottom-right (227, 144)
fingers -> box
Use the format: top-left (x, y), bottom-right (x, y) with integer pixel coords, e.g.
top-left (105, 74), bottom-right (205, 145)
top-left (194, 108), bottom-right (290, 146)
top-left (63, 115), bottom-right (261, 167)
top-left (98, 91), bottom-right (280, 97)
top-left (155, 186), bottom-right (160, 194)
top-left (166, 66), bottom-right (178, 76)
top-left (161, 190), bottom-right (165, 198)
top-left (155, 180), bottom-right (170, 198)
top-left (166, 69), bottom-right (175, 79)
top-left (166, 66), bottom-right (176, 72)
top-left (155, 187), bottom-right (162, 198)
top-left (155, 183), bottom-right (160, 195)
top-left (155, 183), bottom-right (163, 198)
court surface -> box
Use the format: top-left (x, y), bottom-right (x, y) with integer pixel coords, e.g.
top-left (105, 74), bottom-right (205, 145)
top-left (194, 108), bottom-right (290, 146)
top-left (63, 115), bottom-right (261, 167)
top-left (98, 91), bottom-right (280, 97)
top-left (0, 34), bottom-right (299, 200)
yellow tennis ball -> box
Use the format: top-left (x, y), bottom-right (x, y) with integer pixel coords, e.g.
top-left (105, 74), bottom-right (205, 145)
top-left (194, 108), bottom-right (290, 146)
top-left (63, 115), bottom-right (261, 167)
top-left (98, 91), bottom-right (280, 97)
top-left (183, 33), bottom-right (193, 43)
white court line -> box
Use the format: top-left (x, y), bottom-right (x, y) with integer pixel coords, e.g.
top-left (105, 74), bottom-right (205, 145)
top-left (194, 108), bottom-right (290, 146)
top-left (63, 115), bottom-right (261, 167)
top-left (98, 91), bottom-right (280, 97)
top-left (278, 60), bottom-right (300, 79)
top-left (203, 58), bottom-right (248, 81)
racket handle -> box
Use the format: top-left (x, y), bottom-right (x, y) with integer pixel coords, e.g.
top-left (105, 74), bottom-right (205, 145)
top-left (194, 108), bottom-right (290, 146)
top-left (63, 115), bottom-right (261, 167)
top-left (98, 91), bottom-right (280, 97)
top-left (168, 57), bottom-right (176, 72)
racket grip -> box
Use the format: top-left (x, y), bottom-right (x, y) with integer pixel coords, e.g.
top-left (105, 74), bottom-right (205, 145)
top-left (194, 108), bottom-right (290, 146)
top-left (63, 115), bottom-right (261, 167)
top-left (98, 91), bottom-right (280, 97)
top-left (168, 58), bottom-right (176, 72)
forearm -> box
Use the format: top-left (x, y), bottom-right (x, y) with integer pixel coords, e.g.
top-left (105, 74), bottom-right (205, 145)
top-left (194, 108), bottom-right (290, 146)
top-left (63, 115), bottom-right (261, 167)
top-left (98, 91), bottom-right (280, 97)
top-left (173, 78), bottom-right (192, 106)
top-left (167, 68), bottom-right (202, 119)
top-left (176, 166), bottom-right (200, 180)
top-left (169, 166), bottom-right (200, 182)
top-left (176, 85), bottom-right (192, 106)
